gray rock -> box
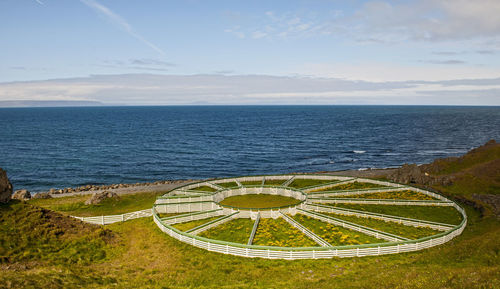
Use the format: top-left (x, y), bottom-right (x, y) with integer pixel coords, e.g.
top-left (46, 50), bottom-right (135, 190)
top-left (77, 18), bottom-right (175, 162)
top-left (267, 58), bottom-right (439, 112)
top-left (85, 191), bottom-right (119, 205)
top-left (0, 168), bottom-right (13, 203)
top-left (12, 189), bottom-right (31, 200)
top-left (32, 192), bottom-right (52, 199)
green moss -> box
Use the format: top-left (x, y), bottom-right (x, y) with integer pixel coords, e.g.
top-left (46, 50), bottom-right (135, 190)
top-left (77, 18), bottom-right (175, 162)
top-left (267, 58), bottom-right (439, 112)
top-left (219, 194), bottom-right (300, 209)
top-left (198, 218), bottom-right (254, 244)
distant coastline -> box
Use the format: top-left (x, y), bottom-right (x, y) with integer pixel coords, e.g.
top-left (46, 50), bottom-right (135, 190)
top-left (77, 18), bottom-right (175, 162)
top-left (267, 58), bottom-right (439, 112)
top-left (0, 100), bottom-right (103, 108)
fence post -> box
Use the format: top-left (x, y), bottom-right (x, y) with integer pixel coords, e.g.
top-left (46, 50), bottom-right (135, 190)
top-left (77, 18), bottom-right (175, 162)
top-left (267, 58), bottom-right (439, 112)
top-left (122, 214), bottom-right (124, 222)
top-left (101, 215), bottom-right (105, 225)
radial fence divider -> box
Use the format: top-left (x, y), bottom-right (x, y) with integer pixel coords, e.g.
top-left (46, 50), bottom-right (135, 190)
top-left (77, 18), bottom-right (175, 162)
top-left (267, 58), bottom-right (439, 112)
top-left (280, 211), bottom-right (332, 247)
top-left (297, 208), bottom-right (409, 242)
top-left (155, 195), bottom-right (213, 204)
top-left (148, 174), bottom-right (467, 259)
top-left (306, 187), bottom-right (409, 197)
top-left (166, 190), bottom-right (214, 197)
top-left (281, 176), bottom-right (295, 187)
top-left (248, 213), bottom-right (260, 245)
top-left (261, 177), bottom-right (265, 186)
top-left (187, 211), bottom-right (240, 235)
top-left (152, 202), bottom-right (467, 259)
top-left (235, 180), bottom-right (243, 187)
top-left (159, 208), bottom-right (223, 224)
top-left (305, 203), bottom-right (455, 231)
top-left (301, 178), bottom-right (358, 192)
top-left (207, 182), bottom-right (225, 190)
top-left (308, 197), bottom-right (454, 206)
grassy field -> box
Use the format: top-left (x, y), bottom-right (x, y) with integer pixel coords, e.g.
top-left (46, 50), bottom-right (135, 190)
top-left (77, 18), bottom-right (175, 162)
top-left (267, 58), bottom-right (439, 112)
top-left (287, 179), bottom-right (335, 189)
top-left (1, 204), bottom-right (499, 288)
top-left (219, 194), bottom-right (301, 208)
top-left (198, 218), bottom-right (254, 244)
top-left (252, 218), bottom-right (317, 247)
top-left (347, 190), bottom-right (437, 200)
top-left (318, 212), bottom-right (441, 239)
top-left (291, 214), bottom-right (384, 245)
top-left (190, 186), bottom-right (217, 193)
top-left (171, 216), bottom-right (221, 232)
top-left (28, 191), bottom-right (163, 217)
top-left (240, 180), bottom-right (263, 186)
top-left (310, 181), bottom-right (385, 192)
top-left (216, 182), bottom-right (239, 188)
top-left (323, 203), bottom-right (464, 225)
top-left (264, 179), bottom-right (287, 186)
top-left (1, 142), bottom-right (499, 288)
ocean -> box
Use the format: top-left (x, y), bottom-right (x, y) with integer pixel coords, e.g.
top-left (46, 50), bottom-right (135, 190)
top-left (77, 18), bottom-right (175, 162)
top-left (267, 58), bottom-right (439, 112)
top-left (1, 105), bottom-right (499, 192)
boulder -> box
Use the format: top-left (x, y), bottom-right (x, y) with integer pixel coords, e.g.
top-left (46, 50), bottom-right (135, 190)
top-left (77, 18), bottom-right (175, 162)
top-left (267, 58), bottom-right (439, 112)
top-left (85, 191), bottom-right (119, 205)
top-left (0, 168), bottom-right (13, 203)
top-left (12, 189), bottom-right (31, 200)
top-left (32, 192), bottom-right (52, 199)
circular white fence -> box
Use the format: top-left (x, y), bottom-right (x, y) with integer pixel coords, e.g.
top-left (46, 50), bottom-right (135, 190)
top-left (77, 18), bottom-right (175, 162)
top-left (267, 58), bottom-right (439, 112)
top-left (153, 174), bottom-right (467, 259)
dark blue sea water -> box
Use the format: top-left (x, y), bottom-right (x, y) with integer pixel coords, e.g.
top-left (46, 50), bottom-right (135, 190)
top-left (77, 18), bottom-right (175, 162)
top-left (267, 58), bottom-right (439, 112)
top-left (1, 106), bottom-right (499, 192)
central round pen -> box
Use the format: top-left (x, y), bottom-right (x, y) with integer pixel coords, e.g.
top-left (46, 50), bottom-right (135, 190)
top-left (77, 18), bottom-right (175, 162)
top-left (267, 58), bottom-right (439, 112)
top-left (213, 187), bottom-right (306, 211)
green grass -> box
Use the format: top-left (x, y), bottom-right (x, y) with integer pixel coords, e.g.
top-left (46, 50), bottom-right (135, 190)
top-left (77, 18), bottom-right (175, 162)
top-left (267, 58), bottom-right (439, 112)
top-left (3, 143), bottom-right (500, 288)
top-left (198, 218), bottom-right (254, 244)
top-left (264, 179), bottom-right (287, 186)
top-left (310, 181), bottom-right (386, 192)
top-left (28, 191), bottom-right (162, 217)
top-left (429, 142), bottom-right (500, 175)
top-left (348, 190), bottom-right (437, 200)
top-left (190, 186), bottom-right (217, 192)
top-left (0, 201), bottom-right (115, 266)
top-left (328, 203), bottom-right (463, 225)
top-left (216, 182), bottom-right (239, 188)
top-left (240, 180), bottom-right (263, 186)
top-left (252, 217), bottom-right (317, 247)
top-left (291, 214), bottom-right (384, 245)
top-left (157, 212), bottom-right (186, 218)
top-left (287, 179), bottom-right (335, 188)
top-left (1, 204), bottom-right (498, 288)
top-left (219, 194), bottom-right (301, 209)
top-left (171, 216), bottom-right (221, 232)
top-left (318, 212), bottom-right (441, 239)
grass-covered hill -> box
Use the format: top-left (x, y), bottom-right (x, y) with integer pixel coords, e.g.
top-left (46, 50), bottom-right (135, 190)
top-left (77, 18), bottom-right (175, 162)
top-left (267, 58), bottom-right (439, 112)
top-left (0, 143), bottom-right (499, 288)
top-left (422, 140), bottom-right (500, 217)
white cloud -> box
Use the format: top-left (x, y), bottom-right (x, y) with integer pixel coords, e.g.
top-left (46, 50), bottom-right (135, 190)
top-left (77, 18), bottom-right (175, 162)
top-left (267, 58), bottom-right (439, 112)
top-left (1, 74), bottom-right (499, 105)
top-left (226, 1), bottom-right (500, 46)
top-left (80, 0), bottom-right (165, 55)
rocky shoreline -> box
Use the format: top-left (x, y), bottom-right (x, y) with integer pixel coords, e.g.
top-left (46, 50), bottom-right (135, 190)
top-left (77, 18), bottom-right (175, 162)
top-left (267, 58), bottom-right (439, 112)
top-left (44, 179), bottom-right (194, 195)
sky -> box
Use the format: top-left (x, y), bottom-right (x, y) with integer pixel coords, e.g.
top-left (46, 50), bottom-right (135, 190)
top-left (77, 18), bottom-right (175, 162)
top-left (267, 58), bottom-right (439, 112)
top-left (0, 0), bottom-right (500, 105)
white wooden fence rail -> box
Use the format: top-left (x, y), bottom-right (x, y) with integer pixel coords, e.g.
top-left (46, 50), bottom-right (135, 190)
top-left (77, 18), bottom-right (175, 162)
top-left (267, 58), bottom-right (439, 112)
top-left (72, 208), bottom-right (152, 225)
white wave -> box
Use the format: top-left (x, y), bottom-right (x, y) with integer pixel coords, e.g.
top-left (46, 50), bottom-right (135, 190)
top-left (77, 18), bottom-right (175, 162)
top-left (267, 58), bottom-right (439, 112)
top-left (353, 150), bottom-right (366, 154)
top-left (417, 149), bottom-right (467, 155)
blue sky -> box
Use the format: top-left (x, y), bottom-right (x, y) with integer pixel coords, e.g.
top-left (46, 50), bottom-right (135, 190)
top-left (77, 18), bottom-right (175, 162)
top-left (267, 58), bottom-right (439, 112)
top-left (1, 0), bottom-right (500, 105)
